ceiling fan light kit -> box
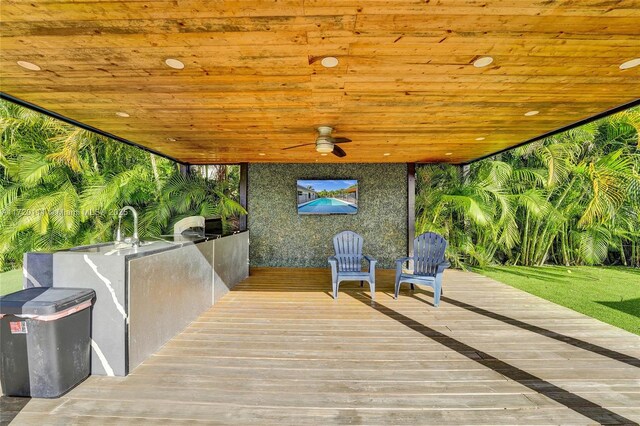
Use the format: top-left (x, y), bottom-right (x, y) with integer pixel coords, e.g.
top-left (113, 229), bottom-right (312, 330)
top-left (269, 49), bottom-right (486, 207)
top-left (316, 140), bottom-right (334, 153)
top-left (283, 126), bottom-right (352, 157)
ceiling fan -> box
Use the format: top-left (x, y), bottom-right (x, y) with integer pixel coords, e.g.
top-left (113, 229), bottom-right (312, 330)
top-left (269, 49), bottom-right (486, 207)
top-left (282, 126), bottom-right (352, 157)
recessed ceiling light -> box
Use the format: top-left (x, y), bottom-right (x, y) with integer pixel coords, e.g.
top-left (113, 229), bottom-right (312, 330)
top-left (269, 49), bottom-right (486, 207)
top-left (473, 56), bottom-right (493, 68)
top-left (445, 152), bottom-right (453, 156)
top-left (115, 111), bottom-right (130, 117)
top-left (475, 137), bottom-right (485, 141)
top-left (619, 58), bottom-right (640, 70)
top-left (167, 137), bottom-right (177, 142)
top-left (17, 60), bottom-right (41, 71)
top-left (165, 58), bottom-right (185, 70)
top-left (383, 153), bottom-right (391, 156)
top-left (321, 57), bottom-right (339, 68)
top-left (524, 110), bottom-right (539, 116)
top-left (258, 153), bottom-right (266, 156)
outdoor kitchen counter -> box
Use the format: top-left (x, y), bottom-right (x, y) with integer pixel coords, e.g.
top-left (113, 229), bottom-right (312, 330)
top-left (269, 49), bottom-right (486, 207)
top-left (22, 231), bottom-right (249, 376)
top-left (65, 232), bottom-right (222, 256)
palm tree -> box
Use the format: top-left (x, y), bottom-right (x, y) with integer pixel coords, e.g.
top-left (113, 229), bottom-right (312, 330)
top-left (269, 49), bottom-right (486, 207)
top-left (0, 100), bottom-right (246, 272)
top-left (415, 106), bottom-right (639, 268)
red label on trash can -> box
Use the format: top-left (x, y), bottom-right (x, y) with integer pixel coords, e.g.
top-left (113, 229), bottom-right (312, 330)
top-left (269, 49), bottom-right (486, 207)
top-left (9, 321), bottom-right (27, 334)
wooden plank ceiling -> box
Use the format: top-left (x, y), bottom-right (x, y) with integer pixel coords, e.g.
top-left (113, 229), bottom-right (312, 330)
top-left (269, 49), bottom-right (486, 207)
top-left (1, 0), bottom-right (639, 164)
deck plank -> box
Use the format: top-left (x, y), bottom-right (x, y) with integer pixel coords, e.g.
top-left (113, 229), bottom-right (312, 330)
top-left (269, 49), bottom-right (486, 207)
top-left (10, 268), bottom-right (640, 425)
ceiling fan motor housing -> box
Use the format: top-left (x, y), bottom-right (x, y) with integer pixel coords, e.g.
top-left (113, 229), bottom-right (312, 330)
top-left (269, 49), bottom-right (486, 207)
top-left (317, 126), bottom-right (334, 136)
top-left (316, 126), bottom-right (335, 152)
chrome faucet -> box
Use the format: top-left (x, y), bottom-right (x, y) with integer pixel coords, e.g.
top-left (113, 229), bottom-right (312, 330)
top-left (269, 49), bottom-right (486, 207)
top-left (115, 206), bottom-right (139, 247)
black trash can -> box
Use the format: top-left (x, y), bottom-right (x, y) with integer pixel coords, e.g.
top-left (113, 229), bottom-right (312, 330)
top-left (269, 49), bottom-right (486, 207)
top-left (0, 287), bottom-right (95, 398)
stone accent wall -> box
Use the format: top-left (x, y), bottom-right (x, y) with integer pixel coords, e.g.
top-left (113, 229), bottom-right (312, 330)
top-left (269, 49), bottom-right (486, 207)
top-left (248, 163), bottom-right (407, 269)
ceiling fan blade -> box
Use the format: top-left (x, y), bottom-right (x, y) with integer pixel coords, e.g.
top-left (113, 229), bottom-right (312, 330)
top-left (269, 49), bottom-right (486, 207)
top-left (331, 137), bottom-right (352, 144)
top-left (332, 145), bottom-right (347, 157)
top-left (282, 142), bottom-right (315, 151)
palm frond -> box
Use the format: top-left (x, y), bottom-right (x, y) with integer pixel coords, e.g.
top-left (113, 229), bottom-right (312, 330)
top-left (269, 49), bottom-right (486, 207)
top-left (577, 226), bottom-right (612, 265)
top-left (15, 153), bottom-right (53, 187)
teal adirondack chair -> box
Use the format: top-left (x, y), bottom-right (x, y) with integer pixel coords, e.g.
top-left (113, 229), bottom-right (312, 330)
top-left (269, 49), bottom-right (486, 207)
top-left (328, 231), bottom-right (376, 300)
top-left (394, 232), bottom-right (450, 306)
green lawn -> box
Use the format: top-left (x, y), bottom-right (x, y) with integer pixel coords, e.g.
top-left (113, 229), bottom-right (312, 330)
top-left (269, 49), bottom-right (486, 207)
top-left (476, 266), bottom-right (640, 335)
top-left (0, 269), bottom-right (23, 296)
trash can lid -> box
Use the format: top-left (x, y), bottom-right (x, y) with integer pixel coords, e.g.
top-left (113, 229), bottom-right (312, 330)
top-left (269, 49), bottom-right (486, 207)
top-left (0, 287), bottom-right (95, 316)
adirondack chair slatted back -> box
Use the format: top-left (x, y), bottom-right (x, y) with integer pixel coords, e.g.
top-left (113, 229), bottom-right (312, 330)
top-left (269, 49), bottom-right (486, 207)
top-left (333, 231), bottom-right (363, 272)
top-left (413, 232), bottom-right (447, 276)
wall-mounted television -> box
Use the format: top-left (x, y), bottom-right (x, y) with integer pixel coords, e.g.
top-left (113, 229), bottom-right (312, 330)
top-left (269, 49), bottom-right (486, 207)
top-left (297, 180), bottom-right (358, 215)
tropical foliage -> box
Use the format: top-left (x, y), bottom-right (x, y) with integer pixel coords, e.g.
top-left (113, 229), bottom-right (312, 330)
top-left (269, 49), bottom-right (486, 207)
top-left (2, 99), bottom-right (638, 272)
top-left (416, 108), bottom-right (640, 268)
top-left (0, 100), bottom-right (245, 272)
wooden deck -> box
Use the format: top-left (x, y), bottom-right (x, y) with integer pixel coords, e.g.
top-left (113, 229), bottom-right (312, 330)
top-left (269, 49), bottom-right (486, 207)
top-left (9, 268), bottom-right (640, 425)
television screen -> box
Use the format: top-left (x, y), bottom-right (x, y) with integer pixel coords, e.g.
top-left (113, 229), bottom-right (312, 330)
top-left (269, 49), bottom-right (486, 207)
top-left (297, 180), bottom-right (358, 215)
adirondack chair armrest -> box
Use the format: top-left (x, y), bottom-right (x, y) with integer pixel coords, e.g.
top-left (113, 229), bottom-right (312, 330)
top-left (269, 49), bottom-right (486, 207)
top-left (436, 261), bottom-right (450, 273)
top-left (363, 255), bottom-right (377, 275)
top-left (394, 257), bottom-right (412, 288)
top-left (434, 261), bottom-right (450, 291)
top-left (395, 257), bottom-right (412, 269)
top-left (328, 256), bottom-right (338, 279)
top-left (395, 257), bottom-right (412, 282)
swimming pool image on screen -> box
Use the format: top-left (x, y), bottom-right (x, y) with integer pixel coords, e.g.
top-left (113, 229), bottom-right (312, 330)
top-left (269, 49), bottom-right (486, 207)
top-left (297, 180), bottom-right (358, 214)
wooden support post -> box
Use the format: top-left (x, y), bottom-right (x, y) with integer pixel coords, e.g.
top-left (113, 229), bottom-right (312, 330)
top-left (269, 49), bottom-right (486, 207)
top-left (461, 164), bottom-right (470, 183)
top-left (239, 163), bottom-right (248, 231)
top-left (179, 163), bottom-right (191, 176)
top-left (407, 163), bottom-right (416, 257)
top-left (460, 164), bottom-right (471, 236)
